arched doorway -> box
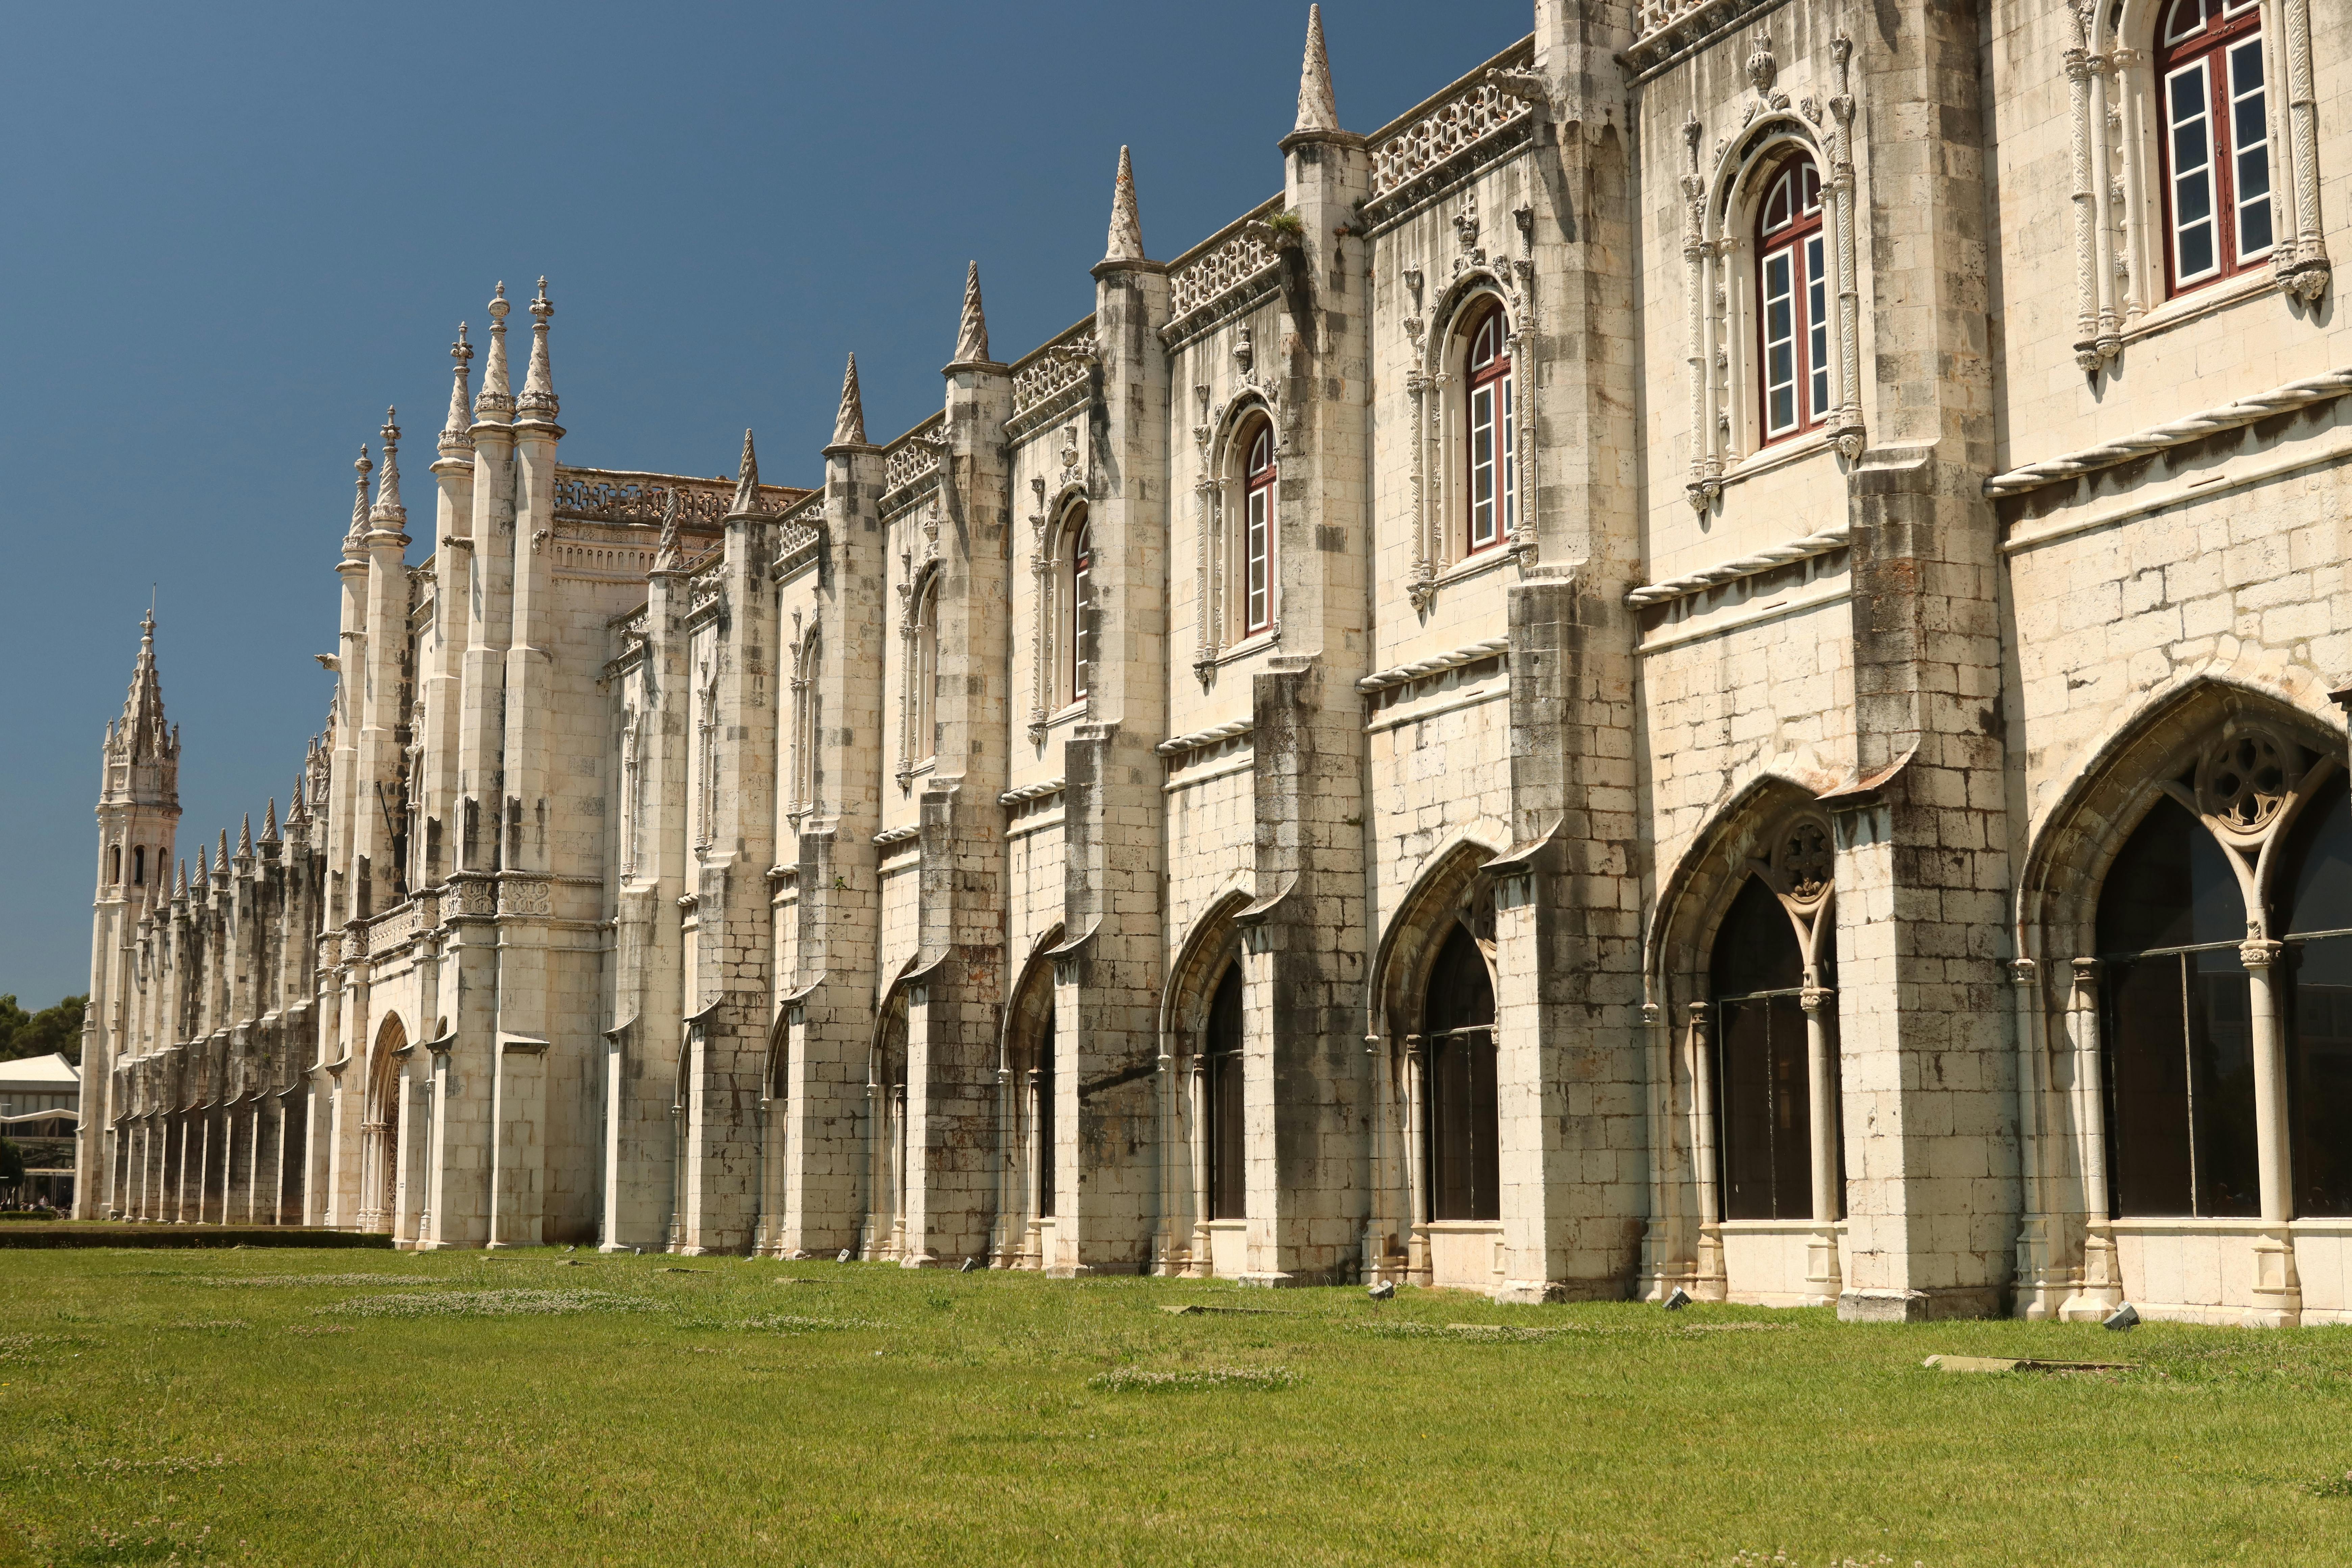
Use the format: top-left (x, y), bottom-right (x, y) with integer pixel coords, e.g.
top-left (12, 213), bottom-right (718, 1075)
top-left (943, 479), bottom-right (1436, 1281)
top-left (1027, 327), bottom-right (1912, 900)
top-left (361, 1013), bottom-right (406, 1235)
top-left (1423, 926), bottom-right (1498, 1223)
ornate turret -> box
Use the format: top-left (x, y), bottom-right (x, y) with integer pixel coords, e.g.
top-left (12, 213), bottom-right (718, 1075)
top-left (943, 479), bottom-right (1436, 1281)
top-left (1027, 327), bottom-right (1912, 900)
top-left (1104, 146), bottom-right (1145, 264)
top-left (440, 324), bottom-right (475, 457)
top-left (370, 408), bottom-right (406, 529)
top-left (517, 277), bottom-right (558, 422)
top-left (951, 261), bottom-right (992, 365)
top-left (474, 283), bottom-right (513, 423)
top-left (730, 429), bottom-right (760, 516)
top-left (1294, 5), bottom-right (1339, 134)
top-left (831, 354), bottom-right (867, 447)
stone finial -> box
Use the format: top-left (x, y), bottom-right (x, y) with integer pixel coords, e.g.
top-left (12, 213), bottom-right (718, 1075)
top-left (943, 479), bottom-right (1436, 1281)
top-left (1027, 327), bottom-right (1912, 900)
top-left (370, 408), bottom-right (406, 527)
top-left (440, 323), bottom-right (475, 456)
top-left (287, 769), bottom-right (311, 826)
top-left (832, 353), bottom-right (867, 447)
top-left (517, 277), bottom-right (558, 421)
top-left (196, 842), bottom-right (209, 884)
top-left (1104, 145), bottom-right (1145, 264)
top-left (237, 814), bottom-right (253, 860)
top-left (216, 829), bottom-right (230, 879)
top-left (730, 429), bottom-right (760, 515)
top-left (1294, 5), bottom-right (1340, 134)
top-left (347, 444), bottom-right (372, 544)
top-left (475, 283), bottom-right (513, 421)
top-left (952, 261), bottom-right (991, 364)
top-left (175, 859), bottom-right (189, 899)
top-left (262, 797), bottom-right (279, 843)
top-left (655, 490), bottom-right (683, 568)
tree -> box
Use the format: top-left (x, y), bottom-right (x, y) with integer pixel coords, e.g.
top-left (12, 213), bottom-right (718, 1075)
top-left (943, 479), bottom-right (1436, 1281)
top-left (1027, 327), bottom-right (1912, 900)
top-left (0, 1138), bottom-right (25, 1188)
top-left (0, 995), bottom-right (87, 1067)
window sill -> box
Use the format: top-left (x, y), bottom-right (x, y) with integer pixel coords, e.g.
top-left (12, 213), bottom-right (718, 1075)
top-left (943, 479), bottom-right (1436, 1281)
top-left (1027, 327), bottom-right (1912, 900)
top-left (1722, 430), bottom-right (1834, 490)
top-left (1714, 1218), bottom-right (1844, 1235)
top-left (1427, 545), bottom-right (1514, 594)
top-left (1201, 627), bottom-right (1281, 670)
top-left (2118, 267), bottom-right (2277, 349)
top-left (1417, 1219), bottom-right (1504, 1234)
top-left (1044, 700), bottom-right (1089, 730)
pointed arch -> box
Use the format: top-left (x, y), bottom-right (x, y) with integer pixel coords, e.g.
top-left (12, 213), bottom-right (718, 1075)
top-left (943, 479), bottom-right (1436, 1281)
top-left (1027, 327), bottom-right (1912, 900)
top-left (2013, 671), bottom-right (2346, 962)
top-left (1646, 767), bottom-right (1830, 986)
top-left (1369, 830), bottom-right (1506, 1045)
top-left (1161, 883), bottom-right (1256, 1053)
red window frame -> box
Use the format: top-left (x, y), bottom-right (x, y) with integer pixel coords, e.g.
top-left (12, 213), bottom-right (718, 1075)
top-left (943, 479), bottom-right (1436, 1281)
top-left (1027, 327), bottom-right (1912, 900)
top-left (2156, 0), bottom-right (2272, 297)
top-left (1241, 420), bottom-right (1276, 636)
top-left (1464, 303), bottom-right (1514, 555)
top-left (1754, 154), bottom-right (1829, 446)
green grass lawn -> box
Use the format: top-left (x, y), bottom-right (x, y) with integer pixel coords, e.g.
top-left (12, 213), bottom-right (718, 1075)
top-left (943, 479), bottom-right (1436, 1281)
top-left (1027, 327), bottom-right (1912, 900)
top-left (2, 1247), bottom-right (2349, 1567)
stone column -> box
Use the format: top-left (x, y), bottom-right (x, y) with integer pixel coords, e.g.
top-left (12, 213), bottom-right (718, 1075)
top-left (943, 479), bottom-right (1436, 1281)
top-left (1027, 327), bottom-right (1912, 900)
top-left (1801, 985), bottom-right (1842, 1306)
top-left (2242, 939), bottom-right (2302, 1327)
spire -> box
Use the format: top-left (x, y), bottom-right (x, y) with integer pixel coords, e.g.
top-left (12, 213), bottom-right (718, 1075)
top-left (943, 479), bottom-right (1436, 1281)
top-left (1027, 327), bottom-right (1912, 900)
top-left (1104, 146), bottom-right (1145, 264)
top-left (440, 323), bottom-right (475, 456)
top-left (517, 277), bottom-right (558, 421)
top-left (1294, 5), bottom-right (1339, 134)
top-left (175, 859), bottom-right (189, 900)
top-left (474, 283), bottom-right (513, 422)
top-left (832, 354), bottom-right (867, 447)
top-left (347, 444), bottom-right (372, 545)
top-left (114, 608), bottom-right (171, 766)
top-left (730, 429), bottom-right (760, 515)
top-left (262, 797), bottom-right (279, 843)
top-left (287, 769), bottom-right (311, 827)
top-left (215, 829), bottom-right (230, 880)
top-left (196, 843), bottom-right (209, 885)
top-left (237, 814), bottom-right (253, 860)
top-left (952, 261), bottom-right (991, 364)
top-left (370, 408), bottom-right (406, 527)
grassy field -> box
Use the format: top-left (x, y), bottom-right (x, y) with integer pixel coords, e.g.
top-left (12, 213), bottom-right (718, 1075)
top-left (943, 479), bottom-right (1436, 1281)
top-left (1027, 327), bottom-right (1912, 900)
top-left (1, 1248), bottom-right (2349, 1567)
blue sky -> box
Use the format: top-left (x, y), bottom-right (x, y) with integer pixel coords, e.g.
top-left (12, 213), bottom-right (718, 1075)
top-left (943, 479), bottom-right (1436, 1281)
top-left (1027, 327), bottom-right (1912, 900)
top-left (0, 0), bottom-right (1533, 1004)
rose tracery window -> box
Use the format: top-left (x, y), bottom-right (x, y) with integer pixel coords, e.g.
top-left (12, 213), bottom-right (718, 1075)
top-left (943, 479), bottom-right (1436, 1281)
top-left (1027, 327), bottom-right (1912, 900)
top-left (1463, 303), bottom-right (1515, 555)
top-left (2157, 0), bottom-right (2272, 295)
top-left (1755, 153), bottom-right (1829, 443)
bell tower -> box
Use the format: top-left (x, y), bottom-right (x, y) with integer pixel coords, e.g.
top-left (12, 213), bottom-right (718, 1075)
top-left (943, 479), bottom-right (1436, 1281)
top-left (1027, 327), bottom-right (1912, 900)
top-left (79, 609), bottom-right (181, 1215)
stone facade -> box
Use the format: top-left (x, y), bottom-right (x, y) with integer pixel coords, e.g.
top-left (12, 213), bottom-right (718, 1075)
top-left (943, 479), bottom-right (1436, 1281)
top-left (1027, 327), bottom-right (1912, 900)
top-left (79, 0), bottom-right (2352, 1325)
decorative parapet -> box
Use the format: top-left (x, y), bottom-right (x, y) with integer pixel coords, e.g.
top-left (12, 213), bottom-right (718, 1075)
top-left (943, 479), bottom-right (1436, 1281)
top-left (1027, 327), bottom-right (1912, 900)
top-left (1625, 525), bottom-right (1848, 609)
top-left (1365, 40), bottom-right (1535, 202)
top-left (774, 493), bottom-right (826, 580)
top-left (1155, 716), bottom-right (1254, 759)
top-left (1355, 636), bottom-right (1511, 695)
top-left (880, 415), bottom-right (945, 508)
top-left (1623, 0), bottom-right (1784, 82)
top-left (553, 466), bottom-right (804, 527)
top-left (1983, 369), bottom-right (2352, 499)
top-left (1011, 319), bottom-right (1100, 420)
top-left (1162, 197), bottom-right (1286, 338)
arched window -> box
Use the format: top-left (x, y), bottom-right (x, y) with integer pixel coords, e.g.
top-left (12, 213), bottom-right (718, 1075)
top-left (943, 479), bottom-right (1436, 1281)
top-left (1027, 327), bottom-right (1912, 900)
top-left (1754, 153), bottom-right (1828, 443)
top-left (912, 578), bottom-right (939, 766)
top-left (1034, 996), bottom-right (1057, 1220)
top-left (2282, 772), bottom-right (2352, 1216)
top-left (1241, 420), bottom-right (1276, 637)
top-left (2098, 794), bottom-right (2261, 1216)
top-left (1463, 303), bottom-right (1514, 555)
top-left (1066, 508), bottom-right (1094, 703)
top-left (108, 844), bottom-right (122, 885)
top-left (1204, 963), bottom-right (1246, 1220)
top-left (132, 846), bottom-right (145, 886)
top-left (1423, 925), bottom-right (1498, 1221)
top-left (1712, 876), bottom-right (1815, 1220)
top-left (2157, 0), bottom-right (2271, 294)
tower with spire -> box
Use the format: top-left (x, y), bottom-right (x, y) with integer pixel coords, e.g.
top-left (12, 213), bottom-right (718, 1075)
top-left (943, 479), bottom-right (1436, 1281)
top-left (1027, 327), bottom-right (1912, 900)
top-left (79, 610), bottom-right (182, 1216)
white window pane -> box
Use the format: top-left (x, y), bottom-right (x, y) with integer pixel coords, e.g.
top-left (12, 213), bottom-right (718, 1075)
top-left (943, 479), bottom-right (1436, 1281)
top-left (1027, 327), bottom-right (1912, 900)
top-left (2230, 39), bottom-right (2273, 259)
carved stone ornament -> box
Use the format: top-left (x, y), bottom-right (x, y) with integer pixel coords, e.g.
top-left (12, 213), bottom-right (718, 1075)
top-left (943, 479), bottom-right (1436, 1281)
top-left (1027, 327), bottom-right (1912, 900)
top-left (1773, 817), bottom-right (1834, 906)
top-left (1744, 28), bottom-right (1777, 98)
top-left (2196, 730), bottom-right (2299, 837)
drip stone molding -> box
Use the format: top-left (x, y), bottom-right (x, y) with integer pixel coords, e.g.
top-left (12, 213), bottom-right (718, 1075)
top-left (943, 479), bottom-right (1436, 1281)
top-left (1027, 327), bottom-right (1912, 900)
top-left (1155, 717), bottom-right (1254, 759)
top-left (998, 777), bottom-right (1066, 807)
top-left (1356, 636), bottom-right (1512, 694)
top-left (871, 825), bottom-right (918, 848)
top-left (1982, 368), bottom-right (2352, 499)
top-left (1625, 525), bottom-right (1849, 608)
